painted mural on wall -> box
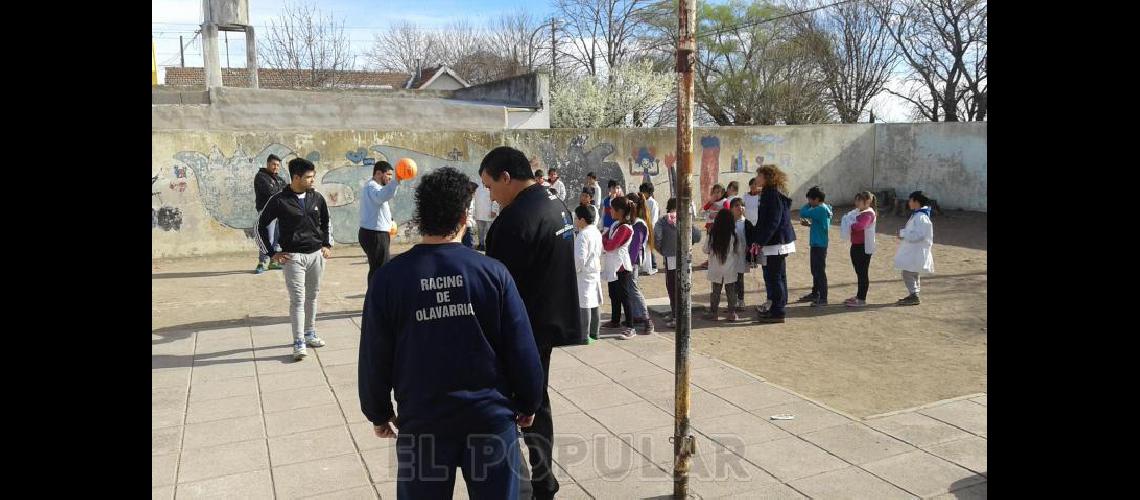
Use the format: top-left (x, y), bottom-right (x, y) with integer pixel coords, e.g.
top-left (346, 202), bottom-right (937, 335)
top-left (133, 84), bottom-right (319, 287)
top-left (151, 175), bottom-right (184, 231)
top-left (172, 144), bottom-right (296, 230)
top-left (322, 145), bottom-right (483, 244)
top-left (534, 134), bottom-right (624, 203)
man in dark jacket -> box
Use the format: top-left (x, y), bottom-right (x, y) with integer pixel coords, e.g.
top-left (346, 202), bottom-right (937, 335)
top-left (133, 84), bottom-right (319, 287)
top-left (750, 166), bottom-right (797, 323)
top-left (257, 158), bottom-right (333, 359)
top-left (480, 146), bottom-right (584, 500)
top-left (254, 154), bottom-right (287, 273)
top-left (359, 167), bottom-right (544, 499)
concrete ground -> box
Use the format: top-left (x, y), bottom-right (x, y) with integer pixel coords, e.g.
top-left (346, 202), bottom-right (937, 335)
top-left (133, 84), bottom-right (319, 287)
top-left (153, 210), bottom-right (987, 498)
top-left (153, 317), bottom-right (986, 499)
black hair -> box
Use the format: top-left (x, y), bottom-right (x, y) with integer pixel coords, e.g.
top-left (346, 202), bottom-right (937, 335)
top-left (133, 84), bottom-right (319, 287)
top-left (610, 196), bottom-right (633, 224)
top-left (267, 154), bottom-right (281, 165)
top-left (726, 180), bottom-right (740, 194)
top-left (909, 190), bottom-right (930, 206)
top-left (748, 177), bottom-right (756, 187)
top-left (806, 185), bottom-right (825, 202)
top-left (709, 209), bottom-right (737, 264)
top-left (587, 172), bottom-right (597, 180)
top-left (639, 182), bottom-right (654, 196)
top-left (373, 160), bottom-right (393, 175)
top-left (287, 158), bottom-right (316, 179)
top-left (607, 179), bottom-right (618, 189)
top-left (548, 167), bottom-right (558, 174)
top-left (478, 146), bottom-right (532, 182)
top-left (730, 197), bottom-right (744, 209)
top-left (534, 169), bottom-right (544, 178)
top-left (666, 198), bottom-right (677, 212)
top-left (580, 188), bottom-right (593, 200)
top-left (574, 204), bottom-right (595, 224)
top-left (412, 167), bottom-right (477, 238)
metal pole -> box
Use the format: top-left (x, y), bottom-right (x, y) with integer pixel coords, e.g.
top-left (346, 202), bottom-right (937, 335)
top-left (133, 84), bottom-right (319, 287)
top-left (225, 31), bottom-right (230, 68)
top-left (674, 0), bottom-right (697, 497)
top-left (179, 35), bottom-right (185, 67)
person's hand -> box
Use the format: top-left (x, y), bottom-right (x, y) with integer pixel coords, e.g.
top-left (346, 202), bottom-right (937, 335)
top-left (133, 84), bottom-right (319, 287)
top-left (271, 252), bottom-right (291, 264)
top-left (321, 246), bottom-right (332, 259)
top-left (517, 414), bottom-right (535, 428)
top-left (800, 219), bottom-right (811, 226)
top-left (373, 417), bottom-right (398, 438)
top-left (749, 243), bottom-right (761, 256)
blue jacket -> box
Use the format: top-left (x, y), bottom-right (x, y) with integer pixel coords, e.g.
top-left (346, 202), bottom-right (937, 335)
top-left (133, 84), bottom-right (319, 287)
top-left (799, 203), bottom-right (833, 247)
top-left (358, 243), bottom-right (544, 437)
top-left (752, 187), bottom-right (796, 247)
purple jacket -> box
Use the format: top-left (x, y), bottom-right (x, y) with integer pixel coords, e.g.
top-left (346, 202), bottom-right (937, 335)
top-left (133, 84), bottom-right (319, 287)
top-left (630, 220), bottom-right (648, 266)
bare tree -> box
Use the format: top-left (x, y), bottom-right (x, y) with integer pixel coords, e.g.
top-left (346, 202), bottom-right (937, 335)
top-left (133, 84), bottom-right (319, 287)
top-left (874, 0), bottom-right (987, 121)
top-left (368, 21), bottom-right (440, 74)
top-left (487, 11), bottom-right (549, 75)
top-left (555, 0), bottom-right (653, 79)
top-left (794, 0), bottom-right (899, 123)
top-left (258, 1), bottom-right (354, 87)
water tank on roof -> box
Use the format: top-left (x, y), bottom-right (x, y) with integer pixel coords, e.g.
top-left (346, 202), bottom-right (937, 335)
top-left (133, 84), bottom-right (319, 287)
top-left (208, 0), bottom-right (249, 27)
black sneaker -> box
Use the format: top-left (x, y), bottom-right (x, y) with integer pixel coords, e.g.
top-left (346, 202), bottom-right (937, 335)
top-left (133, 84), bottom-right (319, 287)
top-left (810, 299), bottom-right (829, 307)
top-left (756, 315), bottom-right (786, 324)
top-left (797, 293), bottom-right (818, 303)
top-left (896, 294), bottom-right (921, 306)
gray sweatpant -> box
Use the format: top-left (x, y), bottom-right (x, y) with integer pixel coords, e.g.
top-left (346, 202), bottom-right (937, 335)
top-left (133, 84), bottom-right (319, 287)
top-left (284, 250), bottom-right (325, 343)
top-left (902, 271), bottom-right (921, 295)
top-left (579, 307), bottom-right (600, 340)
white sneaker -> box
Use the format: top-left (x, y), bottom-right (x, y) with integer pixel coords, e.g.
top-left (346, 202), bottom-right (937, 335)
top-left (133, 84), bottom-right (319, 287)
top-left (304, 331), bottom-right (326, 348)
top-left (293, 341), bottom-right (308, 360)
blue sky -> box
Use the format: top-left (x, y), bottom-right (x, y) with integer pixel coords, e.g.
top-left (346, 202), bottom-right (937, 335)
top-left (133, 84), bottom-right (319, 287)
top-left (153, 0), bottom-right (557, 72)
top-left (153, 0), bottom-right (909, 121)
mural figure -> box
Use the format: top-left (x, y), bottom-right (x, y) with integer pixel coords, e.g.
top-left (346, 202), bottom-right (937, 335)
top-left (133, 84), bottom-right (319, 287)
top-left (173, 144), bottom-right (294, 229)
top-left (536, 134), bottom-right (624, 204)
top-left (699, 136), bottom-right (721, 204)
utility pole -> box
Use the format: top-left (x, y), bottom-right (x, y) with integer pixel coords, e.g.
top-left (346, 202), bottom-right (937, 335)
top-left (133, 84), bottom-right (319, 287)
top-left (179, 35), bottom-right (185, 67)
top-left (224, 31), bottom-right (231, 68)
top-left (673, 0), bottom-right (697, 497)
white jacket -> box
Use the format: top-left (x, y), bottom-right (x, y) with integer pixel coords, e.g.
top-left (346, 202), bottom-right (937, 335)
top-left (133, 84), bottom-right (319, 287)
top-left (894, 209), bottom-right (935, 273)
top-left (473, 185), bottom-right (499, 221)
top-left (574, 225), bottom-right (604, 308)
top-left (704, 233), bottom-right (742, 284)
top-left (601, 222), bottom-right (633, 283)
top-left (840, 208), bottom-right (877, 254)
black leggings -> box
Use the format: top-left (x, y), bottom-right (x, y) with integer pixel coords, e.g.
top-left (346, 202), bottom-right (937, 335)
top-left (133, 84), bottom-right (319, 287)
top-left (850, 244), bottom-right (872, 300)
top-left (608, 272), bottom-right (631, 324)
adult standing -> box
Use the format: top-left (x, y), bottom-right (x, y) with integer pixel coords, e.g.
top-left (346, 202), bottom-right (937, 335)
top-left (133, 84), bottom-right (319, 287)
top-left (358, 161), bottom-right (400, 283)
top-left (473, 182), bottom-right (499, 251)
top-left (480, 146), bottom-right (584, 500)
top-left (751, 165), bottom-right (796, 324)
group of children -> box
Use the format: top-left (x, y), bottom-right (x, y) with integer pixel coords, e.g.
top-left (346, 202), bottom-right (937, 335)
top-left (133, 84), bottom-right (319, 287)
top-left (571, 165), bottom-right (937, 338)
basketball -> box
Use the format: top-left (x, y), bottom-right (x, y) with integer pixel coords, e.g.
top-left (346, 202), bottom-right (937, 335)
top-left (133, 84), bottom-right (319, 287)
top-left (396, 158), bottom-right (418, 180)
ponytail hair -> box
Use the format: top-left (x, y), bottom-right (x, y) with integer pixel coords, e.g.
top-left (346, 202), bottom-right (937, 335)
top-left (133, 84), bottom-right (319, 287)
top-left (854, 191), bottom-right (878, 215)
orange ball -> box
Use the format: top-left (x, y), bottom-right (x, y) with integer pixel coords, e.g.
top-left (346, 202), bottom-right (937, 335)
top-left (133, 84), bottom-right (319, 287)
top-left (396, 158), bottom-right (418, 180)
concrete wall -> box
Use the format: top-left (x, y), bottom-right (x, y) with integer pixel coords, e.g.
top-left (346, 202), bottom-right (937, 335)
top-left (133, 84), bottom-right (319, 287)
top-left (453, 73), bottom-right (545, 108)
top-left (151, 123), bottom-right (985, 258)
top-left (874, 123), bottom-right (987, 211)
top-left (423, 73), bottom-right (466, 91)
top-left (152, 87), bottom-right (507, 132)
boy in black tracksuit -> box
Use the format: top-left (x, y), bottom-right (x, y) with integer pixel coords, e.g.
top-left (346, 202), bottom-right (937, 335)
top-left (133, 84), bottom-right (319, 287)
top-left (253, 154), bottom-right (287, 272)
top-left (359, 167), bottom-right (544, 499)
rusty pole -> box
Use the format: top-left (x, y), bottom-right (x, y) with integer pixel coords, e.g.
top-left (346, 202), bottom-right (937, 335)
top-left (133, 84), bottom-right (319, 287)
top-left (673, 0), bottom-right (697, 497)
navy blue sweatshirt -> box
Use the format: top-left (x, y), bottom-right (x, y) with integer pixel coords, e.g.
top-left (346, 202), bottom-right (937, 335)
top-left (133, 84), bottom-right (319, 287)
top-left (752, 187), bottom-right (796, 247)
top-left (358, 243), bottom-right (544, 436)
